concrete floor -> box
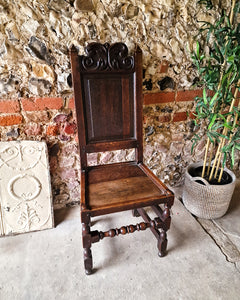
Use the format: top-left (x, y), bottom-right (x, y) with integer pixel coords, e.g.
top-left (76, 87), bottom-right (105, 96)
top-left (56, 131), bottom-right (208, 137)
top-left (0, 181), bottom-right (239, 300)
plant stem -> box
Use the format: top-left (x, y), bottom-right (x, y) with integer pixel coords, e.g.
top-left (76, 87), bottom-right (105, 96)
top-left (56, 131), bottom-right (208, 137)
top-left (209, 141), bottom-right (222, 180)
top-left (218, 168), bottom-right (224, 183)
top-left (229, 0), bottom-right (236, 24)
top-left (202, 137), bottom-right (210, 178)
top-left (214, 138), bottom-right (225, 178)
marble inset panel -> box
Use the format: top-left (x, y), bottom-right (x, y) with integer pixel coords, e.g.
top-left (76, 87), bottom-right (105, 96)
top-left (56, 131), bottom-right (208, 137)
top-left (0, 141), bottom-right (54, 236)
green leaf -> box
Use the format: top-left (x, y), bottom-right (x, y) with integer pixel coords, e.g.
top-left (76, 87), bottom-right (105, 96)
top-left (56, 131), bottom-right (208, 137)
top-left (196, 41), bottom-right (200, 59)
top-left (227, 55), bottom-right (235, 63)
top-left (217, 132), bottom-right (230, 140)
top-left (208, 114), bottom-right (217, 130)
top-left (207, 131), bottom-right (217, 143)
top-left (218, 114), bottom-right (233, 130)
top-left (203, 88), bottom-right (207, 104)
top-left (226, 16), bottom-right (231, 28)
top-left (209, 91), bottom-right (219, 106)
top-left (191, 134), bottom-right (201, 154)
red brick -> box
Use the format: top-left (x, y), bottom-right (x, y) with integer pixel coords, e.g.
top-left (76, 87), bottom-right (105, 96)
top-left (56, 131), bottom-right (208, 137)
top-left (176, 89), bottom-right (203, 102)
top-left (68, 98), bottom-right (75, 109)
top-left (0, 114), bottom-right (23, 126)
top-left (46, 125), bottom-right (59, 136)
top-left (157, 115), bottom-right (171, 123)
top-left (0, 100), bottom-right (20, 113)
top-left (144, 92), bottom-right (175, 105)
top-left (172, 112), bottom-right (187, 122)
top-left (159, 60), bottom-right (169, 73)
top-left (21, 97), bottom-right (63, 111)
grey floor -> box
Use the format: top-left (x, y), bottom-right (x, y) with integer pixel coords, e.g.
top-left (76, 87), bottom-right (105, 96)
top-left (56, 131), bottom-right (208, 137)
top-left (0, 181), bottom-right (239, 300)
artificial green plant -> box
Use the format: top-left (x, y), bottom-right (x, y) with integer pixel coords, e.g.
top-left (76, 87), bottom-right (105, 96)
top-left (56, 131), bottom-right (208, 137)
top-left (192, 0), bottom-right (240, 183)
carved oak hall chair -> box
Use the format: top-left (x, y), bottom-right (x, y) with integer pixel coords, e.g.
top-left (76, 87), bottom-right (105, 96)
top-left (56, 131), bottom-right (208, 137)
top-left (70, 42), bottom-right (174, 275)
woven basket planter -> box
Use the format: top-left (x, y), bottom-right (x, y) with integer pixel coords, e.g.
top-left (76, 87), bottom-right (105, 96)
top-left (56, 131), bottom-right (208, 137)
top-left (183, 162), bottom-right (236, 219)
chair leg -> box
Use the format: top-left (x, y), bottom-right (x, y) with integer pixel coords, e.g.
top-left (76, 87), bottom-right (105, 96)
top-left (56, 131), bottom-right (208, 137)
top-left (157, 230), bottom-right (167, 257)
top-left (82, 213), bottom-right (93, 275)
top-left (83, 247), bottom-right (93, 275)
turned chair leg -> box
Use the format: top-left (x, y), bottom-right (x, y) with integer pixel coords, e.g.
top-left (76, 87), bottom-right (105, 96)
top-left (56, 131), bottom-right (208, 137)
top-left (82, 213), bottom-right (93, 275)
top-left (158, 230), bottom-right (168, 257)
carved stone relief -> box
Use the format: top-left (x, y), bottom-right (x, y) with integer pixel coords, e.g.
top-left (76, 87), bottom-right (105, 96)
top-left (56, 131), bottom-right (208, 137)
top-left (0, 141), bottom-right (54, 236)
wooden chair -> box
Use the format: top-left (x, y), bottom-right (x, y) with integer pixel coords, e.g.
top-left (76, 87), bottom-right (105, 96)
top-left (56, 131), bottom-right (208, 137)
top-left (70, 42), bottom-right (174, 275)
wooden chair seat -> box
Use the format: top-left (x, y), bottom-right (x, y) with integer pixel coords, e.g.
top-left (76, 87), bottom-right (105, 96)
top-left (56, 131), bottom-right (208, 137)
top-left (87, 162), bottom-right (171, 216)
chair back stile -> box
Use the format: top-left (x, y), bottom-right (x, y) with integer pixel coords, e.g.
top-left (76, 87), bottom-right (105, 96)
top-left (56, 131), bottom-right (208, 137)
top-left (134, 46), bottom-right (144, 163)
top-left (70, 47), bottom-right (88, 170)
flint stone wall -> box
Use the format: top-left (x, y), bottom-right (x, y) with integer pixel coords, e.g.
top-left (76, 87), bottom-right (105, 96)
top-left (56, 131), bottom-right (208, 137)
top-left (0, 0), bottom-right (232, 98)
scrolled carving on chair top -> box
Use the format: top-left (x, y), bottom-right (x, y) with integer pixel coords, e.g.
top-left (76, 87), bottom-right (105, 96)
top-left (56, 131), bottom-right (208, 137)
top-left (80, 42), bottom-right (134, 72)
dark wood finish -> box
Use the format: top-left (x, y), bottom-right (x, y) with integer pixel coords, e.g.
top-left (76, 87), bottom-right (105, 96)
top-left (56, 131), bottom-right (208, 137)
top-left (138, 207), bottom-right (170, 257)
top-left (81, 212), bottom-right (92, 275)
top-left (90, 216), bottom-right (167, 242)
top-left (85, 140), bottom-right (138, 154)
top-left (87, 162), bottom-right (144, 184)
top-left (70, 42), bottom-right (174, 275)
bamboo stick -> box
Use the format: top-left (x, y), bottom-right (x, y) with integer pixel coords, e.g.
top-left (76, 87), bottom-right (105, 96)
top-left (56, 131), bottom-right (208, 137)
top-left (218, 168), bottom-right (224, 183)
top-left (229, 0), bottom-right (236, 25)
top-left (214, 139), bottom-right (225, 178)
top-left (209, 141), bottom-right (223, 181)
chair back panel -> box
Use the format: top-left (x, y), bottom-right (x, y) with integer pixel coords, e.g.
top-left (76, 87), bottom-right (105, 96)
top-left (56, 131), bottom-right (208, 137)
top-left (83, 73), bottom-right (135, 143)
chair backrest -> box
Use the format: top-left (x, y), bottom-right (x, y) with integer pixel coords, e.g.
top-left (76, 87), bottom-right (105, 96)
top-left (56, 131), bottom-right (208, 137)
top-left (70, 42), bottom-right (143, 169)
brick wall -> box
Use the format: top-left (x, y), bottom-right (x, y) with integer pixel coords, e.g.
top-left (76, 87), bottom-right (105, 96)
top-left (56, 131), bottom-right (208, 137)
top-left (143, 89), bottom-right (202, 121)
top-left (0, 90), bottom-right (201, 127)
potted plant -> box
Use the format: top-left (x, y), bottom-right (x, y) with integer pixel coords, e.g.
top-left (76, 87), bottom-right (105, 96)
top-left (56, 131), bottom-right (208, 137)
top-left (182, 0), bottom-right (240, 219)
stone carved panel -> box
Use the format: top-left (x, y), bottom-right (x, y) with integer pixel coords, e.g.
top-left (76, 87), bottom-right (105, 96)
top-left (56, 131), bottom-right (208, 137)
top-left (0, 141), bottom-right (54, 236)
